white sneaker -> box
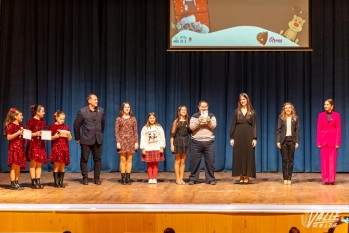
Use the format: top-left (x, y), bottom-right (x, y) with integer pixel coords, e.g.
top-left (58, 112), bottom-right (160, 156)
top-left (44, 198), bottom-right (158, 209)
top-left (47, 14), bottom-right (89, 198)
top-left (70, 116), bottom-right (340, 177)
top-left (148, 179), bottom-right (153, 184)
top-left (153, 179), bottom-right (157, 184)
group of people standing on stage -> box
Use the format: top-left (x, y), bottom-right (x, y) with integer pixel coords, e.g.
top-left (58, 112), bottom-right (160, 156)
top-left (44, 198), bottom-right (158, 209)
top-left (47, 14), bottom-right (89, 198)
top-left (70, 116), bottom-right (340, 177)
top-left (2, 92), bottom-right (342, 190)
top-left (3, 105), bottom-right (71, 190)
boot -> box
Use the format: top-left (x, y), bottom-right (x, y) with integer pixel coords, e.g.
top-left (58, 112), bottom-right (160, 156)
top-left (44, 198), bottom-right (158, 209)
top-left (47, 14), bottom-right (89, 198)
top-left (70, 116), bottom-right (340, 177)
top-left (31, 178), bottom-right (39, 189)
top-left (15, 180), bottom-right (24, 190)
top-left (10, 181), bottom-right (17, 190)
top-left (126, 173), bottom-right (131, 185)
top-left (121, 173), bottom-right (126, 185)
top-left (58, 172), bottom-right (65, 188)
top-left (36, 178), bottom-right (44, 189)
top-left (53, 172), bottom-right (60, 187)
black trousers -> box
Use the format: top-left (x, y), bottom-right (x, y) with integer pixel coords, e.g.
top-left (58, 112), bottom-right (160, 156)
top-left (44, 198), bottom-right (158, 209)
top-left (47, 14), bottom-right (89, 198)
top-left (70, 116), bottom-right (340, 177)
top-left (80, 142), bottom-right (103, 179)
top-left (280, 137), bottom-right (295, 180)
top-left (189, 140), bottom-right (215, 183)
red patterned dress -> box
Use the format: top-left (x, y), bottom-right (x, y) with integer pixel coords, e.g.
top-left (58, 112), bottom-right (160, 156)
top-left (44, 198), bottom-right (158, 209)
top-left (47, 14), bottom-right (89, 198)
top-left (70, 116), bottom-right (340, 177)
top-left (48, 124), bottom-right (71, 165)
top-left (6, 123), bottom-right (27, 168)
top-left (115, 116), bottom-right (138, 153)
top-left (26, 117), bottom-right (47, 163)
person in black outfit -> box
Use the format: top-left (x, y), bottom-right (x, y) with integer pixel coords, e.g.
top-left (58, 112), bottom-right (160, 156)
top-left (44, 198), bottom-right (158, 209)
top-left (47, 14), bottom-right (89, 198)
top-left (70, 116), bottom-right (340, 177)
top-left (230, 93), bottom-right (257, 184)
top-left (73, 94), bottom-right (105, 185)
top-left (276, 102), bottom-right (300, 185)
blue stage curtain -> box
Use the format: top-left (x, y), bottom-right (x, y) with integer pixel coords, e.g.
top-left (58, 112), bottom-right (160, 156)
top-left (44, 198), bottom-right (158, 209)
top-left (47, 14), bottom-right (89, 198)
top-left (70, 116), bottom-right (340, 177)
top-left (0, 0), bottom-right (348, 173)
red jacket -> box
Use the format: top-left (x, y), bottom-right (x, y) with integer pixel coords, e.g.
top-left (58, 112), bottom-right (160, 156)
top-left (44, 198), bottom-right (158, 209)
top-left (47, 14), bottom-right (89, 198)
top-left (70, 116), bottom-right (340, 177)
top-left (316, 111), bottom-right (341, 147)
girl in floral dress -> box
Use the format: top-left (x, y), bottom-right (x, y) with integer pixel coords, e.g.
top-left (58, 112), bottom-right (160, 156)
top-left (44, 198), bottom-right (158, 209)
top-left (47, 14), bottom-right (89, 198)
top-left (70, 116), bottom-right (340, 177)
top-left (115, 102), bottom-right (138, 185)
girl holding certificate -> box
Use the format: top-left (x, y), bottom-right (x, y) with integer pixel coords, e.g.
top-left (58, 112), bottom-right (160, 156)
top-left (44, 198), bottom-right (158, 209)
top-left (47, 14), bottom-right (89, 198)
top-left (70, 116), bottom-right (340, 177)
top-left (49, 110), bottom-right (72, 188)
top-left (3, 108), bottom-right (27, 190)
top-left (26, 104), bottom-right (47, 189)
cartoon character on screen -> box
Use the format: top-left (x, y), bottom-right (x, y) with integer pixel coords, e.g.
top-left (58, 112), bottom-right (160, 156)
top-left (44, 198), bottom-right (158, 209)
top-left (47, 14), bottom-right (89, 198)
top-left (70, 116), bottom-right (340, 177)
top-left (280, 7), bottom-right (307, 44)
top-left (177, 15), bottom-right (209, 34)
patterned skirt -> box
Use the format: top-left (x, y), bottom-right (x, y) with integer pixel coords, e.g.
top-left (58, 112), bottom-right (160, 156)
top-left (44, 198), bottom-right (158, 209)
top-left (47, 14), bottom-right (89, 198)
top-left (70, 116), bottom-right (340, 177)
top-left (142, 150), bottom-right (165, 163)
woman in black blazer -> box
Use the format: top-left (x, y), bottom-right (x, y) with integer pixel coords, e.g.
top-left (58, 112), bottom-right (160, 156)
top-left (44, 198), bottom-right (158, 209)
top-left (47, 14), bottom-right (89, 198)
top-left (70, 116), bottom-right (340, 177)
top-left (276, 102), bottom-right (299, 185)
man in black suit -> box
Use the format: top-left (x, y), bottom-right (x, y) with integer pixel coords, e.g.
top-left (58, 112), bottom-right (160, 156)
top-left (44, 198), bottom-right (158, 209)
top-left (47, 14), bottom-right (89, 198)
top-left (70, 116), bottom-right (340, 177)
top-left (73, 94), bottom-right (105, 185)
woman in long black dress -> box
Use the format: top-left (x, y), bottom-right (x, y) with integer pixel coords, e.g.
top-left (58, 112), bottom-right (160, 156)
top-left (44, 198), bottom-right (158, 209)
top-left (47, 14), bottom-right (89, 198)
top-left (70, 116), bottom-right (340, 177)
top-left (230, 93), bottom-right (257, 184)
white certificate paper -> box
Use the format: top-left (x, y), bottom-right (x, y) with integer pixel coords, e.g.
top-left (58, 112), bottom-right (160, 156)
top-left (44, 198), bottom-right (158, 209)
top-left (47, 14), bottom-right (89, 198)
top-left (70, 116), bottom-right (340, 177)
top-left (41, 130), bottom-right (52, 140)
top-left (23, 129), bottom-right (32, 140)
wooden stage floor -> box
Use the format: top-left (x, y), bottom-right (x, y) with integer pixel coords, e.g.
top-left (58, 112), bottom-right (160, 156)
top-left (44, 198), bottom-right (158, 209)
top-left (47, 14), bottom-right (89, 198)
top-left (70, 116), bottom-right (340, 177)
top-left (0, 172), bottom-right (349, 212)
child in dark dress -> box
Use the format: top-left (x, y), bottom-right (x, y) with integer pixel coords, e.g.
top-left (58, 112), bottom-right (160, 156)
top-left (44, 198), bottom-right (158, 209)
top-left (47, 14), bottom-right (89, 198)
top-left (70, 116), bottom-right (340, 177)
top-left (170, 106), bottom-right (190, 185)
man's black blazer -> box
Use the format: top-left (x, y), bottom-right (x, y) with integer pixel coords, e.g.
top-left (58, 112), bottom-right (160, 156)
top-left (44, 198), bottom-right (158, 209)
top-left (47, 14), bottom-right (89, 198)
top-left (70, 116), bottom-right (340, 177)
top-left (73, 106), bottom-right (105, 145)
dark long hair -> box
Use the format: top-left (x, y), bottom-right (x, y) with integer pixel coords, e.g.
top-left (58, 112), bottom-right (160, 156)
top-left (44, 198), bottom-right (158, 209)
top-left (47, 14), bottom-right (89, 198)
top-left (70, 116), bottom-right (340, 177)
top-left (174, 105), bottom-right (189, 124)
top-left (30, 104), bottom-right (44, 117)
top-left (118, 102), bottom-right (133, 117)
top-left (237, 93), bottom-right (254, 119)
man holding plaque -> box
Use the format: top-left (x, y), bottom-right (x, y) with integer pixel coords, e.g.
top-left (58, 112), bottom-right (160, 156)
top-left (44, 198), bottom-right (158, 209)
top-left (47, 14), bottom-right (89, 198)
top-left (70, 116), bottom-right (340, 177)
top-left (188, 100), bottom-right (217, 185)
top-left (73, 94), bottom-right (105, 185)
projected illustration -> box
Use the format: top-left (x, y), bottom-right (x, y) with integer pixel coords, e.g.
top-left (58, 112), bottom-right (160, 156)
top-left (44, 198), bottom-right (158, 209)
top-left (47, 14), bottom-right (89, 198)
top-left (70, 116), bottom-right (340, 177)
top-left (169, 0), bottom-right (310, 50)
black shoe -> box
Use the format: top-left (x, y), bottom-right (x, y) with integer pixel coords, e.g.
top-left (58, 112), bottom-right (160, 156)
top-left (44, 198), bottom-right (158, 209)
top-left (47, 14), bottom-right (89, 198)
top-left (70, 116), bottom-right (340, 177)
top-left (94, 179), bottom-right (101, 185)
top-left (125, 173), bottom-right (131, 185)
top-left (208, 181), bottom-right (216, 185)
top-left (188, 180), bottom-right (195, 185)
top-left (15, 180), bottom-right (24, 190)
top-left (82, 178), bottom-right (88, 185)
top-left (31, 179), bottom-right (39, 189)
top-left (53, 172), bottom-right (60, 187)
top-left (36, 178), bottom-right (44, 189)
top-left (58, 172), bottom-right (65, 188)
top-left (121, 173), bottom-right (126, 185)
top-left (10, 181), bottom-right (18, 190)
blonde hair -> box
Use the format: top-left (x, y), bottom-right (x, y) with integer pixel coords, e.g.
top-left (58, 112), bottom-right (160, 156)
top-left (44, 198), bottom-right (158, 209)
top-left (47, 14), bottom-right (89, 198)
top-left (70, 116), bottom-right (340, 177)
top-left (3, 108), bottom-right (21, 135)
top-left (279, 102), bottom-right (298, 121)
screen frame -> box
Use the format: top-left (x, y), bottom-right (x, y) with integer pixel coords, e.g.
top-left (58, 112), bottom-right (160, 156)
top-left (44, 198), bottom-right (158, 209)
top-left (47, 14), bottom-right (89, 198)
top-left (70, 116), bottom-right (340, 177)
top-left (167, 0), bottom-right (312, 52)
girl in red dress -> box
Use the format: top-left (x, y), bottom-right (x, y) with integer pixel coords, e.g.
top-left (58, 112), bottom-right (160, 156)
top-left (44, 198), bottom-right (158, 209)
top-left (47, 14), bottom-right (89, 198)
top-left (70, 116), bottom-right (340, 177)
top-left (115, 102), bottom-right (139, 185)
top-left (49, 110), bottom-right (72, 188)
top-left (26, 104), bottom-right (47, 189)
top-left (3, 108), bottom-right (27, 190)
top-left (140, 112), bottom-right (166, 184)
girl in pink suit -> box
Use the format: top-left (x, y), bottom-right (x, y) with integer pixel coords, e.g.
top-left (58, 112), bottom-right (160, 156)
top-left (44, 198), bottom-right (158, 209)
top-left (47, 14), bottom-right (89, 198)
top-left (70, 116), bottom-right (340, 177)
top-left (316, 99), bottom-right (341, 185)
